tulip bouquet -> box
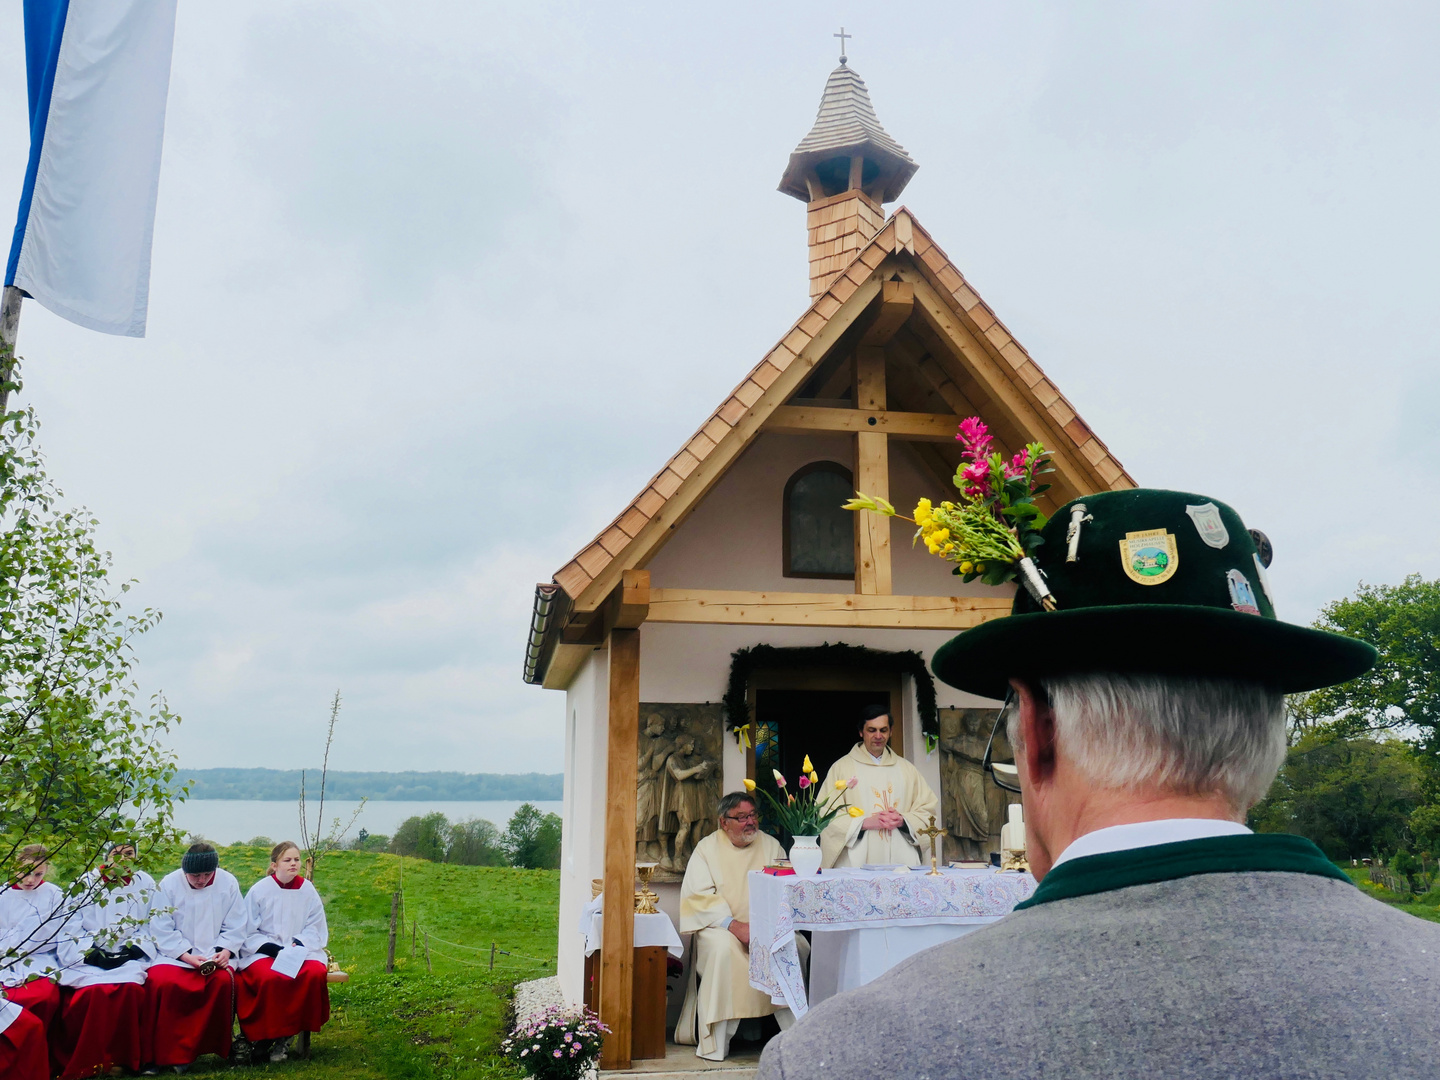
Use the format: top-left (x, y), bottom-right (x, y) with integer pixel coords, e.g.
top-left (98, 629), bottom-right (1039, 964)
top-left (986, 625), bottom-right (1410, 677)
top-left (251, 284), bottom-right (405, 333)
top-left (844, 416), bottom-right (1058, 610)
top-left (744, 755), bottom-right (863, 837)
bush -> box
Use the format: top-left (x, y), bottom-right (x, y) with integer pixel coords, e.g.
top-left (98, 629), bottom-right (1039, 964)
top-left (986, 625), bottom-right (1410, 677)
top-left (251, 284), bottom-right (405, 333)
top-left (390, 813), bottom-right (450, 861)
top-left (503, 804), bottom-right (562, 870)
top-left (447, 818), bottom-right (508, 866)
top-left (348, 829), bottom-right (390, 853)
top-left (245, 836), bottom-right (274, 848)
top-left (502, 1006), bottom-right (607, 1079)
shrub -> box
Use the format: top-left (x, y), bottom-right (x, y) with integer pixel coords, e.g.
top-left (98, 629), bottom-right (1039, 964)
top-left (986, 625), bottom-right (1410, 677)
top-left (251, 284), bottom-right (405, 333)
top-left (389, 813), bottom-right (449, 861)
top-left (503, 804), bottom-right (562, 870)
top-left (447, 818), bottom-right (508, 866)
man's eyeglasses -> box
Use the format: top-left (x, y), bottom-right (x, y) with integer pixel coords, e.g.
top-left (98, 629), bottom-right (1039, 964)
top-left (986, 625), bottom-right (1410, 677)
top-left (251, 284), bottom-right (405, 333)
top-left (723, 812), bottom-right (759, 824)
top-left (982, 691), bottom-right (1023, 794)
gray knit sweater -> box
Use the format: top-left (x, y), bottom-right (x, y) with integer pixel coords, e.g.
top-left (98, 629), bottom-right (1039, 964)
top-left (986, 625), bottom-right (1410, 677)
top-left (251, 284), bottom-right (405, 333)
top-left (757, 840), bottom-right (1440, 1080)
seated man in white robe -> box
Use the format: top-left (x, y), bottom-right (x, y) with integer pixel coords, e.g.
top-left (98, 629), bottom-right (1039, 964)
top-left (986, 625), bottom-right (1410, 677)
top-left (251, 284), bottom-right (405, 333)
top-left (676, 791), bottom-right (792, 1061)
top-left (820, 705), bottom-right (939, 868)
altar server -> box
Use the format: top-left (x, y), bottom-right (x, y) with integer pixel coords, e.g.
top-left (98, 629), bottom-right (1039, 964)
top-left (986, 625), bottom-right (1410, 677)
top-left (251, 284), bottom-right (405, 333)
top-left (236, 840), bottom-right (330, 1063)
top-left (144, 843), bottom-right (247, 1068)
top-left (819, 705), bottom-right (938, 868)
top-left (0, 845), bottom-right (65, 1028)
top-left (55, 842), bottom-right (158, 1080)
top-left (677, 792), bottom-right (791, 1061)
top-left (759, 490), bottom-right (1437, 1080)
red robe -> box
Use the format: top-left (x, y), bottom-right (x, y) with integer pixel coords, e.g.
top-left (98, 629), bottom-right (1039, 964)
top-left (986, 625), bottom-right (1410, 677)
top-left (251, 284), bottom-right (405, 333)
top-left (2, 978), bottom-right (60, 1027)
top-left (54, 982), bottom-right (145, 1080)
top-left (0, 1007), bottom-right (49, 1080)
top-left (141, 964), bottom-right (234, 1066)
top-left (235, 957), bottom-right (330, 1042)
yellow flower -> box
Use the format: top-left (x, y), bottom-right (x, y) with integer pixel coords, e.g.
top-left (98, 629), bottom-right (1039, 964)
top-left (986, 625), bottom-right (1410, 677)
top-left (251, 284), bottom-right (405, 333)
top-left (834, 778), bottom-right (848, 790)
top-left (930, 528), bottom-right (950, 544)
top-left (809, 771), bottom-right (819, 786)
top-left (943, 543), bottom-right (956, 555)
top-left (742, 778), bottom-right (756, 792)
top-left (913, 498), bottom-right (933, 525)
top-left (959, 561), bottom-right (973, 574)
top-left (847, 806), bottom-right (865, 818)
top-left (801, 754), bottom-right (814, 774)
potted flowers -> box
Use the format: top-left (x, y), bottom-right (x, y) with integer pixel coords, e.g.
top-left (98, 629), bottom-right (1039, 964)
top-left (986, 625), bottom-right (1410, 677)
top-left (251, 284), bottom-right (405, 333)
top-left (744, 756), bottom-right (861, 875)
top-left (502, 1005), bottom-right (608, 1080)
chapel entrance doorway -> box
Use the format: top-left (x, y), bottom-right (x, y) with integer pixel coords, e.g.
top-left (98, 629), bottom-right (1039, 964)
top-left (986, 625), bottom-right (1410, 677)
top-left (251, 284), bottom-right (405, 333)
top-left (745, 670), bottom-right (904, 843)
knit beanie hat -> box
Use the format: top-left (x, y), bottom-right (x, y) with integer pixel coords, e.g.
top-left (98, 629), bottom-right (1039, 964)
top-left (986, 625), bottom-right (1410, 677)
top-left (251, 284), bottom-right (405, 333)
top-left (181, 847), bottom-right (219, 875)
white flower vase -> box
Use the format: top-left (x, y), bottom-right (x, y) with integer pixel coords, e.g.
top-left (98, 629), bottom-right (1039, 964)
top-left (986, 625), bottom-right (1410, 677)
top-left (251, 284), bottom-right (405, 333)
top-left (789, 834), bottom-right (822, 876)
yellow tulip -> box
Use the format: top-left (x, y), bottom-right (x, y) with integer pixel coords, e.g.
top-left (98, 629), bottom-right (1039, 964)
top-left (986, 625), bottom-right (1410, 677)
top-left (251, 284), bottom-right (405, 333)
top-left (834, 778), bottom-right (847, 791)
top-left (847, 806), bottom-right (865, 818)
top-left (742, 778), bottom-right (756, 792)
top-left (809, 771), bottom-right (819, 786)
top-left (801, 754), bottom-right (814, 774)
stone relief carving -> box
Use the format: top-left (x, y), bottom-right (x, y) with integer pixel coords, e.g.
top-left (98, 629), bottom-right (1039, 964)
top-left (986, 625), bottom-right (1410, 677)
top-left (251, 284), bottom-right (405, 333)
top-left (636, 703), bottom-right (723, 881)
top-left (938, 707), bottom-right (1022, 863)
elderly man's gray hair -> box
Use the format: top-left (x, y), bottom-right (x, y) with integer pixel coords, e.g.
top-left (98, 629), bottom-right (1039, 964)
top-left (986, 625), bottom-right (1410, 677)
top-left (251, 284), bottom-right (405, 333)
top-left (716, 791), bottom-right (758, 820)
top-left (1008, 673), bottom-right (1287, 810)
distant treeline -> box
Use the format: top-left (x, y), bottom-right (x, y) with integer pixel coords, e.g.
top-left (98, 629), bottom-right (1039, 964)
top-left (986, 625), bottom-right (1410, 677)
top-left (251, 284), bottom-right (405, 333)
top-left (178, 768), bottom-right (563, 801)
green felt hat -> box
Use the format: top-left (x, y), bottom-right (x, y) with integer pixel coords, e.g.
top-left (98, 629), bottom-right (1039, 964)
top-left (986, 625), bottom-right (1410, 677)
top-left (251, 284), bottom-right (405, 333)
top-left (931, 489), bottom-right (1377, 699)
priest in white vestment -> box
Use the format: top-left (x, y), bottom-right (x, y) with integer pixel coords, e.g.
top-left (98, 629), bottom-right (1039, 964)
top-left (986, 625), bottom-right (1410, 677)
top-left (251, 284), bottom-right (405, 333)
top-left (677, 791), bottom-right (793, 1061)
top-left (820, 705), bottom-right (939, 868)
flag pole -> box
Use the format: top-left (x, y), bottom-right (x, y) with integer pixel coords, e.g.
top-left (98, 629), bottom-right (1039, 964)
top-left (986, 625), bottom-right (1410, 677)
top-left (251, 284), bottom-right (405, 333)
top-left (0, 286), bottom-right (20, 414)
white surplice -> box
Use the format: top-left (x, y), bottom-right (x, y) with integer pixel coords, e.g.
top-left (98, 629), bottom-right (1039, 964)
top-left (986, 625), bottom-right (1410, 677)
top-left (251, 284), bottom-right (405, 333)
top-left (150, 868), bottom-right (248, 968)
top-left (819, 745), bottom-right (939, 869)
top-left (0, 881), bottom-right (67, 985)
top-left (237, 876), bottom-right (328, 971)
top-left (676, 829), bottom-right (790, 1061)
top-left (57, 870), bottom-right (160, 987)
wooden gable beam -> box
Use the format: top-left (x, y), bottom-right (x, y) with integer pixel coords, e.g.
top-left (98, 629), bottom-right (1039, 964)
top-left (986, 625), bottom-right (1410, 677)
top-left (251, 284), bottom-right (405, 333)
top-left (859, 280), bottom-right (914, 346)
top-left (897, 269), bottom-right (1105, 501)
top-left (765, 405), bottom-right (962, 441)
top-left (853, 345), bottom-right (890, 595)
top-left (569, 277), bottom-right (886, 615)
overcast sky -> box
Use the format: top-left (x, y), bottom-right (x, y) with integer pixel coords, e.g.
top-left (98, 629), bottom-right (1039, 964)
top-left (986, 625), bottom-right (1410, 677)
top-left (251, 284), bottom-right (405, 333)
top-left (0, 2), bottom-right (1435, 775)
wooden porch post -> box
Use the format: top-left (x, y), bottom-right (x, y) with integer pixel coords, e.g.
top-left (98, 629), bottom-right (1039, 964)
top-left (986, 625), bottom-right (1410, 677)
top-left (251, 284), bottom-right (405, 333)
top-left (854, 345), bottom-right (892, 595)
top-left (596, 572), bottom-right (648, 1071)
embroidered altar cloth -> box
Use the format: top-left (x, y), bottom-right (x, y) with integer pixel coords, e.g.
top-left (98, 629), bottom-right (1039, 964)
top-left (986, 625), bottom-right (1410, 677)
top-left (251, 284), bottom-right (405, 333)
top-left (748, 867), bottom-right (1036, 1016)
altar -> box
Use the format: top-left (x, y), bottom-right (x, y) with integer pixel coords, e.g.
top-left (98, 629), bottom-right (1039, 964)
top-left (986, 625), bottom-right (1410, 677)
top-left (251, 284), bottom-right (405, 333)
top-left (748, 867), bottom-right (1036, 1016)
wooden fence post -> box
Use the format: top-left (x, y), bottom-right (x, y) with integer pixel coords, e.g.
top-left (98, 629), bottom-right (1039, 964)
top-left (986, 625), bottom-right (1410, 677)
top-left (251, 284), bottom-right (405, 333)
top-left (411, 920), bottom-right (417, 957)
top-left (385, 891), bottom-right (399, 973)
top-left (424, 931), bottom-right (432, 974)
top-left (489, 942), bottom-right (496, 971)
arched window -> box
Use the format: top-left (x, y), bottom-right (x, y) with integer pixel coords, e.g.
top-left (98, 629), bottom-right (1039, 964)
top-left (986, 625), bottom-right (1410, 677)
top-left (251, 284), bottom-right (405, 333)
top-left (783, 462), bottom-right (855, 579)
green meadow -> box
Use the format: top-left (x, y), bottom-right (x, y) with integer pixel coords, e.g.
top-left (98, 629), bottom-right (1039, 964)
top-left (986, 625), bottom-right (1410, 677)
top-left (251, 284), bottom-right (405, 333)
top-left (176, 847), bottom-right (558, 1078)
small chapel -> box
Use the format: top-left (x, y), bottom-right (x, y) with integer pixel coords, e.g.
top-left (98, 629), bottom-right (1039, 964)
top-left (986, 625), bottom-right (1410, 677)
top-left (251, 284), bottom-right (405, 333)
top-left (522, 54), bottom-right (1134, 1066)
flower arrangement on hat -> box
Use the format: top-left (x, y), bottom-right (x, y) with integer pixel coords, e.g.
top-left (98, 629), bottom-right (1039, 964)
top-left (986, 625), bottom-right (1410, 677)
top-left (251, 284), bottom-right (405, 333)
top-left (502, 1005), bottom-right (608, 1080)
top-left (845, 416), bottom-right (1058, 610)
top-left (742, 755), bottom-right (862, 837)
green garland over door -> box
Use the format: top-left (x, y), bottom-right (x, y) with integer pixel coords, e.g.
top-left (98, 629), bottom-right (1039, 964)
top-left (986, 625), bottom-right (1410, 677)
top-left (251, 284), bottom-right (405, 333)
top-left (724, 642), bottom-right (940, 751)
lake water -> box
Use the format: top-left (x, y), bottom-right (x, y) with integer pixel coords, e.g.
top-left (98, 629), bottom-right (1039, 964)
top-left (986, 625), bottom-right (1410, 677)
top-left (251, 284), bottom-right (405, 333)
top-left (172, 800), bottom-right (564, 845)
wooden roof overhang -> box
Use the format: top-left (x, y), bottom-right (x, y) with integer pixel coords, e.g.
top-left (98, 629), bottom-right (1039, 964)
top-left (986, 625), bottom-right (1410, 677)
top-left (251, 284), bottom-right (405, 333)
top-left (522, 208), bottom-right (1135, 689)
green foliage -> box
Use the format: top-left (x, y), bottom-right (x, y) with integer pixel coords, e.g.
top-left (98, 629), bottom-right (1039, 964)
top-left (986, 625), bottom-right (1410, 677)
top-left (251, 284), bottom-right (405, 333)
top-left (348, 829), bottom-right (390, 853)
top-left (1294, 575), bottom-right (1440, 766)
top-left (1410, 804), bottom-right (1440, 856)
top-left (178, 768), bottom-right (563, 801)
top-left (1250, 735), bottom-right (1424, 859)
top-left (0, 407), bottom-right (182, 970)
top-left (390, 812), bottom-right (451, 862)
top-left (501, 805), bottom-right (562, 870)
top-left (447, 818), bottom-right (508, 867)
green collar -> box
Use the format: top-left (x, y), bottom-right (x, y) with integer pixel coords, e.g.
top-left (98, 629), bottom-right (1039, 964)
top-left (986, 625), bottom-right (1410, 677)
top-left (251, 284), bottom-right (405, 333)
top-left (1014, 833), bottom-right (1350, 910)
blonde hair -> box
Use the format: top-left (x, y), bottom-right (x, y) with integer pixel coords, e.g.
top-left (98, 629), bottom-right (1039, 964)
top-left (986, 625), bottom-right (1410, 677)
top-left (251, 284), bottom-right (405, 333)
top-left (19, 844), bottom-right (48, 866)
top-left (269, 840), bottom-right (301, 866)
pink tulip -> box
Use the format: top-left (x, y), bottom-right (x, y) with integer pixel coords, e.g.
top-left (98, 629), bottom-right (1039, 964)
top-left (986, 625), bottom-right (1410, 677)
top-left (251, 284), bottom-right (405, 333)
top-left (798, 775), bottom-right (811, 789)
top-left (772, 769), bottom-right (787, 788)
top-left (847, 776), bottom-right (859, 789)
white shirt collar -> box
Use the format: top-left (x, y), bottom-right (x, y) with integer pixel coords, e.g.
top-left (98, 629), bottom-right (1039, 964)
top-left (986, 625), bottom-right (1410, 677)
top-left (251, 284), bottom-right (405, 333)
top-left (869, 750), bottom-right (886, 764)
top-left (1051, 818), bottom-right (1251, 867)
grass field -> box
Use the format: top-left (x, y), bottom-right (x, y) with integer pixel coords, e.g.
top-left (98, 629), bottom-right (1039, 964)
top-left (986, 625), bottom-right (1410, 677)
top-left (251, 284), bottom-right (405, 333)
top-left (1341, 866), bottom-right (1440, 923)
top-left (177, 846), bottom-right (557, 1078)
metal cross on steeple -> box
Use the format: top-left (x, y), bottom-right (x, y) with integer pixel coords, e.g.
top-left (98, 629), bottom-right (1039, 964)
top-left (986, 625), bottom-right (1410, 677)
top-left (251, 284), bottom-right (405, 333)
top-left (833, 27), bottom-right (851, 64)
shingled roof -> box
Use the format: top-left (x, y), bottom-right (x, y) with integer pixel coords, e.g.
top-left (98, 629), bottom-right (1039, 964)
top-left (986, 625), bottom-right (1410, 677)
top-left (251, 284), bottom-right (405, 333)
top-left (778, 63), bottom-right (918, 203)
top-left (539, 207), bottom-right (1134, 625)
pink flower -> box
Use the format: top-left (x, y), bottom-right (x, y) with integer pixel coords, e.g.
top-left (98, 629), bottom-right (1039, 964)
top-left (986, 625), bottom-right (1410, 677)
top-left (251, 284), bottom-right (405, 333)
top-left (956, 416), bottom-right (990, 450)
top-left (554, 1049), bottom-right (564, 1058)
top-left (1006, 448), bottom-right (1030, 479)
top-left (847, 776), bottom-right (859, 789)
top-left (772, 769), bottom-right (787, 788)
top-left (798, 775), bottom-right (811, 789)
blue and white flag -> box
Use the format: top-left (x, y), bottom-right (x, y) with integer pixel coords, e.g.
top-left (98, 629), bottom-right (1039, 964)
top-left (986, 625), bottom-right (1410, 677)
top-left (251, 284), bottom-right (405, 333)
top-left (6, 0), bottom-right (178, 337)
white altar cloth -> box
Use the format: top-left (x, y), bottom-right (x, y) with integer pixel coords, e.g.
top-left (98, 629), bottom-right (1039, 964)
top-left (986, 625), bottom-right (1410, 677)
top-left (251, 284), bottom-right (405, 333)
top-left (748, 867), bottom-right (1036, 1016)
top-left (580, 893), bottom-right (684, 959)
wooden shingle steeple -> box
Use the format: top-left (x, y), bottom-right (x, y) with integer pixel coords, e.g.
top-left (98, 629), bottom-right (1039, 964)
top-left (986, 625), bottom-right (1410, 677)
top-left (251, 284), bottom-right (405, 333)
top-left (780, 63), bottom-right (919, 298)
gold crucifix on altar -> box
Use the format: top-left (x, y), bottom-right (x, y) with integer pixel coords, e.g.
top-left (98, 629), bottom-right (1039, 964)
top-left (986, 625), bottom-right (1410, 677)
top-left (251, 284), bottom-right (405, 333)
top-left (916, 815), bottom-right (944, 876)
